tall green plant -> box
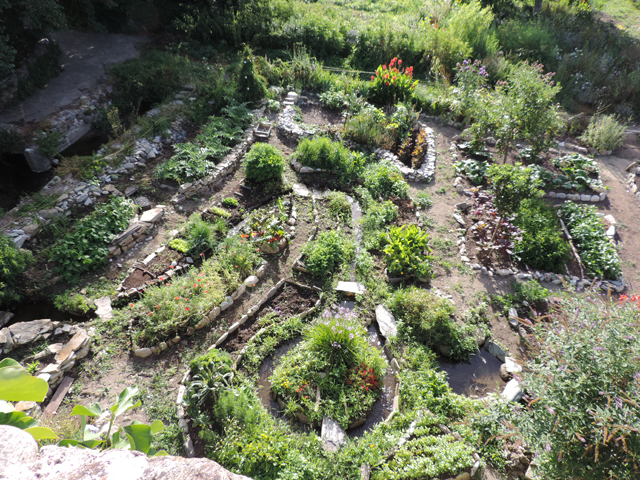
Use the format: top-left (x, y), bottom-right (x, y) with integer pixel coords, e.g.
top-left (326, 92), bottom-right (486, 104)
top-left (238, 46), bottom-right (268, 103)
top-left (486, 163), bottom-right (544, 214)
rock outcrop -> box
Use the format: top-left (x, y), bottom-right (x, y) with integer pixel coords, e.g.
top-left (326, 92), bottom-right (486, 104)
top-left (0, 425), bottom-right (252, 480)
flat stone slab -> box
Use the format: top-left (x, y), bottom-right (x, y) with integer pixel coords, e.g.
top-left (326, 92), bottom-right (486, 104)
top-left (292, 183), bottom-right (310, 197)
top-left (55, 330), bottom-right (89, 364)
top-left (139, 207), bottom-right (163, 224)
top-left (375, 305), bottom-right (398, 339)
top-left (321, 417), bottom-right (346, 452)
top-left (94, 297), bottom-right (113, 322)
top-left (8, 319), bottom-right (53, 346)
top-left (335, 281), bottom-right (366, 296)
top-left (486, 340), bottom-right (507, 362)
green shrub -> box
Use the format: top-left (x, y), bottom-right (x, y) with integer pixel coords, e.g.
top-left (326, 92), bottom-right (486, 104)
top-left (362, 162), bottom-right (409, 199)
top-left (383, 225), bottom-right (433, 280)
top-left (362, 200), bottom-right (398, 250)
top-left (183, 213), bottom-right (227, 257)
top-left (207, 206), bottom-right (231, 219)
top-left (303, 231), bottom-right (356, 278)
top-left (579, 114), bottom-right (627, 152)
top-left (559, 202), bottom-right (621, 279)
top-left (52, 292), bottom-right (95, 316)
top-left (412, 191), bottom-right (433, 210)
top-left (343, 106), bottom-right (395, 149)
top-left (326, 191), bottom-right (351, 223)
top-left (221, 197), bottom-right (238, 208)
top-left (168, 238), bottom-right (189, 253)
top-left (155, 143), bottom-right (217, 184)
top-left (187, 349), bottom-right (235, 419)
top-left (0, 234), bottom-right (32, 307)
top-left (213, 389), bottom-right (261, 430)
top-left (506, 294), bottom-right (640, 480)
top-left (244, 143), bottom-right (285, 183)
top-left (390, 288), bottom-right (476, 361)
top-left (294, 137), bottom-right (365, 176)
top-left (486, 163), bottom-right (544, 214)
top-left (514, 198), bottom-right (570, 273)
top-left (271, 308), bottom-right (386, 428)
top-left (109, 50), bottom-right (190, 117)
top-left (50, 197), bottom-right (135, 282)
top-left (489, 280), bottom-right (551, 316)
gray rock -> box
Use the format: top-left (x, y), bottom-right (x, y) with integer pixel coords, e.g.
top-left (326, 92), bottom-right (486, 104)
top-left (453, 213), bottom-right (466, 227)
top-left (375, 305), bottom-right (397, 339)
top-left (220, 296), bottom-right (234, 311)
top-left (485, 136), bottom-right (496, 146)
top-left (124, 185), bottom-right (138, 196)
top-left (504, 356), bottom-right (522, 374)
top-left (24, 148), bottom-right (52, 173)
top-left (8, 319), bottom-right (53, 346)
top-left (94, 297), bottom-right (112, 322)
top-left (139, 207), bottom-right (163, 223)
top-left (321, 417), bottom-right (346, 452)
top-left (0, 424), bottom-right (253, 480)
top-left (0, 311), bottom-right (14, 329)
top-left (502, 379), bottom-right (524, 402)
top-left (299, 166), bottom-right (315, 174)
top-left (134, 348), bottom-right (153, 358)
top-left (13, 234), bottom-right (29, 248)
top-left (244, 275), bottom-right (259, 287)
top-left (455, 202), bottom-right (469, 211)
top-left (0, 425), bottom-right (38, 470)
top-left (38, 208), bottom-right (60, 219)
top-left (133, 196), bottom-right (151, 211)
top-left (335, 281), bottom-right (366, 296)
top-left (486, 340), bottom-right (507, 362)
top-left (508, 308), bottom-right (519, 329)
top-left (496, 269), bottom-right (512, 276)
top-left (231, 284), bottom-right (246, 300)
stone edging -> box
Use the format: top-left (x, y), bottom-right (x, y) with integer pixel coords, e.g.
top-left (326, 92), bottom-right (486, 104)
top-left (293, 197), bottom-right (320, 273)
top-left (277, 105), bottom-right (316, 140)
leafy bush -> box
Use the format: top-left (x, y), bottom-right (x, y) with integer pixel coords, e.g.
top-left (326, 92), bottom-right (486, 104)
top-left (35, 130), bottom-right (62, 158)
top-left (383, 225), bottom-right (433, 280)
top-left (362, 162), bottom-right (409, 199)
top-left (343, 106), bottom-right (395, 149)
top-left (490, 279), bottom-right (551, 316)
top-left (454, 159), bottom-right (489, 185)
top-left (294, 137), bottom-right (365, 176)
top-left (0, 234), bottom-right (32, 307)
top-left (183, 212), bottom-right (227, 257)
top-left (369, 57), bottom-right (418, 105)
top-left (486, 163), bottom-right (544, 214)
top-left (505, 294), bottom-right (640, 480)
top-left (468, 61), bottom-right (562, 160)
top-left (155, 142), bottom-right (217, 184)
top-left (514, 198), bottom-right (570, 273)
top-left (559, 202), bottom-right (621, 279)
top-left (53, 292), bottom-right (96, 316)
top-left (302, 231), bottom-right (356, 278)
top-left (413, 191), bottom-right (433, 210)
top-left (50, 197), bottom-right (135, 282)
top-left (244, 143), bottom-right (285, 184)
top-left (326, 191), bottom-right (351, 223)
top-left (213, 389), bottom-right (261, 430)
top-left (391, 288), bottom-right (476, 361)
top-left (221, 197), bottom-right (238, 208)
top-left (579, 114), bottom-right (627, 152)
top-left (362, 200), bottom-right (398, 250)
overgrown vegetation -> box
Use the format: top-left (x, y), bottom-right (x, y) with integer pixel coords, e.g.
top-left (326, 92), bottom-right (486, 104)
top-left (0, 234), bottom-right (32, 307)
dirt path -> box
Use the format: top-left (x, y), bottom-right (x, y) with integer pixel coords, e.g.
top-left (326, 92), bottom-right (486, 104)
top-left (0, 30), bottom-right (149, 125)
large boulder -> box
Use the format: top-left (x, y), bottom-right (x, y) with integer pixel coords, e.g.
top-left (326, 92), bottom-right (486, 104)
top-left (0, 425), bottom-right (253, 480)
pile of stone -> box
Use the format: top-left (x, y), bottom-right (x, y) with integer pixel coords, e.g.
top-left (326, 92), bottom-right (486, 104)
top-left (0, 319), bottom-right (92, 395)
top-left (277, 105), bottom-right (316, 140)
top-left (625, 161), bottom-right (640, 203)
top-left (107, 207), bottom-right (164, 257)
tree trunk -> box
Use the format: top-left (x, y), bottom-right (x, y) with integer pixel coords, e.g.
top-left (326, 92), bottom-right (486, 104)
top-left (534, 0), bottom-right (543, 13)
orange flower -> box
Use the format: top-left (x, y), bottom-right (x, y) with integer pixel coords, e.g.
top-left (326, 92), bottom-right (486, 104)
top-left (371, 75), bottom-right (374, 80)
top-left (130, 303), bottom-right (134, 307)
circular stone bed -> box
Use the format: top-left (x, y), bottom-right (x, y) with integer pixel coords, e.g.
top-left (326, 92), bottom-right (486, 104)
top-left (269, 307), bottom-right (387, 430)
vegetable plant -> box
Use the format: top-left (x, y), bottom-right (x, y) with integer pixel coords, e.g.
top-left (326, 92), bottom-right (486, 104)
top-left (383, 224), bottom-right (433, 280)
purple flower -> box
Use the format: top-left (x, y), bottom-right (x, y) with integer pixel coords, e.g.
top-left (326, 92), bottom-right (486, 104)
top-left (545, 443), bottom-right (551, 453)
top-left (547, 406), bottom-right (555, 415)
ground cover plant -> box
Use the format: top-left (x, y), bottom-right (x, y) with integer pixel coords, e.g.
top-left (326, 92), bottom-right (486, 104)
top-left (514, 198), bottom-right (570, 273)
top-left (50, 197), bottom-right (135, 282)
top-left (293, 136), bottom-right (366, 177)
top-left (579, 113), bottom-right (628, 152)
top-left (0, 234), bottom-right (32, 307)
top-left (270, 307), bottom-right (386, 428)
top-left (559, 202), bottom-right (621, 279)
top-left (390, 288), bottom-right (476, 361)
top-left (362, 162), bottom-right (409, 199)
top-left (302, 230), bottom-right (356, 279)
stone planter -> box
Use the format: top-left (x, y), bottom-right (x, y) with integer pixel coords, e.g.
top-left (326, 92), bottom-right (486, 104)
top-left (260, 237), bottom-right (287, 254)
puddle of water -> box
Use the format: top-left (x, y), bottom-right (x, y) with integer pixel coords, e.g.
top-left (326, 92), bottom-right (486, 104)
top-left (59, 130), bottom-right (110, 158)
top-left (7, 301), bottom-right (89, 327)
top-left (438, 349), bottom-right (506, 397)
top-left (257, 339), bottom-right (302, 418)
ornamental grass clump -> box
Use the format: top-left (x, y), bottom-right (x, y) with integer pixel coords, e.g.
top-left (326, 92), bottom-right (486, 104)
top-left (305, 307), bottom-right (367, 367)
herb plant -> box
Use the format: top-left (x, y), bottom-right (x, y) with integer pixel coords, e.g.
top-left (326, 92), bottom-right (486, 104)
top-left (383, 224), bottom-right (433, 280)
